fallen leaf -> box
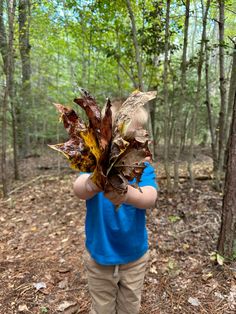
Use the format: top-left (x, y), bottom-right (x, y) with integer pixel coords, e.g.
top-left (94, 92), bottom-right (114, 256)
top-left (150, 265), bottom-right (158, 274)
top-left (58, 277), bottom-right (68, 289)
top-left (188, 297), bottom-right (201, 306)
top-left (57, 300), bottom-right (79, 313)
top-left (18, 304), bottom-right (29, 312)
top-left (33, 282), bottom-right (46, 291)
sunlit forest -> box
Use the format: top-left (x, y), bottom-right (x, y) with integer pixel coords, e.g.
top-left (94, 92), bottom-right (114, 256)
top-left (0, 0), bottom-right (236, 313)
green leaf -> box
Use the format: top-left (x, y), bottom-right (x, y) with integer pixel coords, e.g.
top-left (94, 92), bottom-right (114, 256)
top-left (168, 215), bottom-right (181, 223)
top-left (210, 252), bottom-right (216, 262)
top-left (210, 252), bottom-right (224, 265)
top-left (216, 253), bottom-right (224, 266)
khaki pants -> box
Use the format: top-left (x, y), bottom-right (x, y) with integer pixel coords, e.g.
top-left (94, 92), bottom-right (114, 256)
top-left (83, 250), bottom-right (149, 314)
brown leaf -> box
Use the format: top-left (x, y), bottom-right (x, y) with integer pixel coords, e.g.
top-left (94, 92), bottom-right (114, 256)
top-left (112, 90), bottom-right (157, 138)
top-left (100, 98), bottom-right (112, 151)
top-left (74, 89), bottom-right (101, 143)
top-left (53, 103), bottom-right (86, 136)
top-left (49, 101), bottom-right (101, 172)
top-left (106, 91), bottom-right (156, 190)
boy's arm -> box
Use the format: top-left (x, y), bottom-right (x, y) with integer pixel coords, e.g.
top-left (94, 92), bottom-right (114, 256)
top-left (74, 174), bottom-right (101, 200)
top-left (104, 185), bottom-right (157, 209)
top-left (126, 185), bottom-right (157, 209)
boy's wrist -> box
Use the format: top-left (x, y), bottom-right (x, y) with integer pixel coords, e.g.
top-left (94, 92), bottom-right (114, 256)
top-left (86, 177), bottom-right (101, 193)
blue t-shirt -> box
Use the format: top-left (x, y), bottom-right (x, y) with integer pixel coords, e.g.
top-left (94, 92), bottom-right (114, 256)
top-left (85, 162), bottom-right (158, 265)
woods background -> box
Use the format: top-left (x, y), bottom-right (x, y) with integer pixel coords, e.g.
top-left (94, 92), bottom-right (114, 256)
top-left (1, 1), bottom-right (236, 313)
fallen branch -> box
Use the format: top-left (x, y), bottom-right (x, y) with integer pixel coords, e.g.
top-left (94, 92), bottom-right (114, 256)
top-left (158, 175), bottom-right (212, 181)
top-left (8, 175), bottom-right (52, 196)
top-left (177, 221), bottom-right (213, 235)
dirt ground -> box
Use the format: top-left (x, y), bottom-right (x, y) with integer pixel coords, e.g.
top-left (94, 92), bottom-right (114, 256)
top-left (0, 152), bottom-right (236, 314)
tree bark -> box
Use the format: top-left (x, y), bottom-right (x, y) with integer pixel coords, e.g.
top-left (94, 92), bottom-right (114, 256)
top-left (204, 26), bottom-right (218, 179)
top-left (217, 0), bottom-right (227, 185)
top-left (125, 0), bottom-right (144, 91)
top-left (0, 0), bottom-right (17, 195)
top-left (174, 0), bottom-right (190, 192)
top-left (188, 0), bottom-right (210, 186)
top-left (18, 0), bottom-right (31, 156)
top-left (8, 0), bottom-right (18, 180)
top-left (0, 0), bottom-right (7, 72)
top-left (225, 39), bottom-right (236, 148)
top-left (163, 0), bottom-right (172, 191)
top-left (217, 90), bottom-right (236, 259)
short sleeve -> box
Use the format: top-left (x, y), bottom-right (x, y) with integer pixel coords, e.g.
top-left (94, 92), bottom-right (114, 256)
top-left (139, 162), bottom-right (158, 189)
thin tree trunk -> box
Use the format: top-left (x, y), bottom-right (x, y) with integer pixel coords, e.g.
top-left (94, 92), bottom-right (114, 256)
top-left (225, 39), bottom-right (236, 148)
top-left (87, 29), bottom-right (92, 87)
top-left (0, 0), bottom-right (7, 71)
top-left (8, 0), bottom-right (18, 180)
top-left (191, 0), bottom-right (197, 56)
top-left (0, 0), bottom-right (8, 195)
top-left (188, 0), bottom-right (210, 186)
top-left (125, 0), bottom-right (144, 91)
top-left (80, 10), bottom-right (87, 84)
top-left (204, 29), bottom-right (218, 178)
top-left (163, 0), bottom-right (172, 191)
top-left (174, 0), bottom-right (190, 192)
top-left (217, 0), bottom-right (227, 185)
top-left (0, 0), bottom-right (17, 195)
top-left (1, 86), bottom-right (8, 197)
top-left (18, 0), bottom-right (31, 157)
top-left (217, 90), bottom-right (236, 259)
top-left (117, 58), bottom-right (138, 89)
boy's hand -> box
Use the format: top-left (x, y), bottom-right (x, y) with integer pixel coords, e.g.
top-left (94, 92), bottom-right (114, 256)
top-left (104, 187), bottom-right (127, 206)
top-left (86, 176), bottom-right (102, 193)
top-left (74, 174), bottom-right (102, 200)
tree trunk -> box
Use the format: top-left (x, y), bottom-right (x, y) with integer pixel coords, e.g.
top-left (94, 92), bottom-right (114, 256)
top-left (8, 0), bottom-right (18, 180)
top-left (163, 0), bottom-right (172, 191)
top-left (18, 0), bottom-right (31, 157)
top-left (225, 39), bottom-right (236, 150)
top-left (188, 0), bottom-right (210, 186)
top-left (0, 0), bottom-right (7, 72)
top-left (125, 0), bottom-right (144, 91)
top-left (217, 90), bottom-right (236, 259)
top-left (204, 27), bottom-right (218, 179)
top-left (1, 85), bottom-right (8, 197)
top-left (217, 0), bottom-right (227, 185)
top-left (0, 0), bottom-right (8, 197)
top-left (174, 0), bottom-right (190, 192)
top-left (0, 0), bottom-right (17, 195)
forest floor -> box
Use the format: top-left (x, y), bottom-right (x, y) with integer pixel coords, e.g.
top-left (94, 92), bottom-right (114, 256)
top-left (0, 151), bottom-right (236, 314)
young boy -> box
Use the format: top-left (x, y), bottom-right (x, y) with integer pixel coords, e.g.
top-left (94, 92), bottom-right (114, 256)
top-left (74, 105), bottom-right (158, 314)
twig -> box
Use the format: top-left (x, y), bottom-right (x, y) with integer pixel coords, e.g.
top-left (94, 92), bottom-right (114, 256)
top-left (8, 175), bottom-right (52, 196)
top-left (178, 221), bottom-right (213, 235)
top-left (158, 175), bottom-right (214, 181)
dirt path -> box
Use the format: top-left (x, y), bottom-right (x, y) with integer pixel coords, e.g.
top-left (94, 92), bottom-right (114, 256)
top-left (0, 157), bottom-right (236, 313)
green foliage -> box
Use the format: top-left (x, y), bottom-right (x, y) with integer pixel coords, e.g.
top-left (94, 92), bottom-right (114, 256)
top-left (168, 215), bottom-right (181, 223)
top-left (210, 251), bottom-right (225, 265)
top-left (40, 307), bottom-right (48, 313)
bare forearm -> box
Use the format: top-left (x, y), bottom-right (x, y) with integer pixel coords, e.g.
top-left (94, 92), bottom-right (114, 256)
top-left (125, 185), bottom-right (157, 209)
top-left (74, 174), bottom-right (100, 200)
